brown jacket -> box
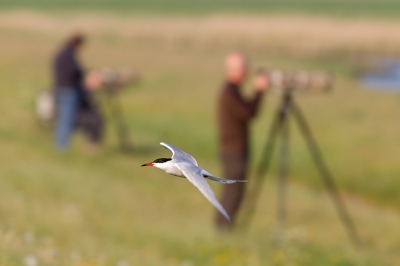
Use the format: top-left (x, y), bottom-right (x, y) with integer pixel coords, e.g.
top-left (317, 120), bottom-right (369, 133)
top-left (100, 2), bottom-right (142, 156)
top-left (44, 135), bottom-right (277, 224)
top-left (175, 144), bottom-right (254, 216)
top-left (218, 82), bottom-right (263, 153)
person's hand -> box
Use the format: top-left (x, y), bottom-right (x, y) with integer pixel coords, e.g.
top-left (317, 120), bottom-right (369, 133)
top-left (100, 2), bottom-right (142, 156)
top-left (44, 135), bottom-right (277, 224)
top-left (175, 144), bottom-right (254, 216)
top-left (85, 70), bottom-right (103, 91)
top-left (253, 73), bottom-right (269, 92)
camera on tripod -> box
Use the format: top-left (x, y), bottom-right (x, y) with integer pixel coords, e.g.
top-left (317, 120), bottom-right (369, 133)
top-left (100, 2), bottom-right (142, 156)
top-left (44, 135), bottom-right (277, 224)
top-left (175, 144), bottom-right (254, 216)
top-left (242, 68), bottom-right (360, 246)
top-left (97, 68), bottom-right (139, 92)
top-left (85, 68), bottom-right (139, 93)
top-left (269, 69), bottom-right (332, 93)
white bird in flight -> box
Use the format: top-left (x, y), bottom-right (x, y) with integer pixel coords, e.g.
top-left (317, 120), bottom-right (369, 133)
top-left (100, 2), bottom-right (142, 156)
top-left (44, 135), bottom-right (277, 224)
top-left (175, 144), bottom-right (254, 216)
top-left (141, 142), bottom-right (247, 222)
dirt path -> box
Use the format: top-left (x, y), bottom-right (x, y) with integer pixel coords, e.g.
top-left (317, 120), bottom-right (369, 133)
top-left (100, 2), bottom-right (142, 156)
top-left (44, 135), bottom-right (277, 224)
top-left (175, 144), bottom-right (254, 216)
top-left (1, 11), bottom-right (400, 56)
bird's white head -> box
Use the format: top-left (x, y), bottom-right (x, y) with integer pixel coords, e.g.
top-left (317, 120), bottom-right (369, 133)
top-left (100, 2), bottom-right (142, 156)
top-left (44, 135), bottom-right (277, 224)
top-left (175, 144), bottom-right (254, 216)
top-left (141, 158), bottom-right (172, 171)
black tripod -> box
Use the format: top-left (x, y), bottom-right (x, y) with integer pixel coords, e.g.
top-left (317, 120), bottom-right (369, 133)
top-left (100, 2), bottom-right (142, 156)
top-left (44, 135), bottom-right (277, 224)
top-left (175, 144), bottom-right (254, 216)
top-left (241, 88), bottom-right (361, 247)
top-left (104, 88), bottom-right (134, 152)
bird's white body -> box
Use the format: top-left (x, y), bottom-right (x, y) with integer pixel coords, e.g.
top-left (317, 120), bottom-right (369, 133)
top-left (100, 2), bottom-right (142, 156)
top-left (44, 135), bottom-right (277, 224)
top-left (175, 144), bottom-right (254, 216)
top-left (143, 142), bottom-right (247, 222)
top-left (153, 160), bottom-right (183, 177)
top-left (153, 160), bottom-right (215, 179)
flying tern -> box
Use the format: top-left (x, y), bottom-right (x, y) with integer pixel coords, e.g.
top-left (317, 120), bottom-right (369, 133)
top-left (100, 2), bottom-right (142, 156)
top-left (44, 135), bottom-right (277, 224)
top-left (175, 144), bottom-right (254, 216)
top-left (141, 142), bottom-right (247, 222)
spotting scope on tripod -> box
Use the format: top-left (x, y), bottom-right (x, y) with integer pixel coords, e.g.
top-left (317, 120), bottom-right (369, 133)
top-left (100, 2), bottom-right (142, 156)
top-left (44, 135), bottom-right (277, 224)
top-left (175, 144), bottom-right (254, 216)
top-left (98, 68), bottom-right (140, 152)
top-left (240, 69), bottom-right (361, 247)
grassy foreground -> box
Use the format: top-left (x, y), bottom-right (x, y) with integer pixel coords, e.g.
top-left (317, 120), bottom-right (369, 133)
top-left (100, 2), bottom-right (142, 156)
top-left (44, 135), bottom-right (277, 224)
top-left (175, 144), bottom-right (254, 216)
top-left (0, 12), bottom-right (400, 265)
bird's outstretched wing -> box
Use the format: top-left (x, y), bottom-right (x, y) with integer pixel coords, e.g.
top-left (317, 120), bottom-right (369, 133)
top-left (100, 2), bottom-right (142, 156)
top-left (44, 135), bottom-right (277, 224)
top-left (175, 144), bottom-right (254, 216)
top-left (200, 169), bottom-right (247, 184)
top-left (175, 161), bottom-right (230, 222)
top-left (160, 142), bottom-right (198, 166)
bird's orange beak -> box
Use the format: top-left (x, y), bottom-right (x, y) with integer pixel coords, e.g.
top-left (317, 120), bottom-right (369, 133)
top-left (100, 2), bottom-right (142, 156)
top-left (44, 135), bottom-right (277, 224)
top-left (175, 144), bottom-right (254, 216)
top-left (141, 162), bottom-right (154, 167)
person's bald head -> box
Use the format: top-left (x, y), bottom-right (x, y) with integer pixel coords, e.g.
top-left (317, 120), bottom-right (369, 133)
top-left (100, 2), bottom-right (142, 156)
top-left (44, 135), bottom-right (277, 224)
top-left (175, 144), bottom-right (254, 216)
top-left (225, 52), bottom-right (248, 84)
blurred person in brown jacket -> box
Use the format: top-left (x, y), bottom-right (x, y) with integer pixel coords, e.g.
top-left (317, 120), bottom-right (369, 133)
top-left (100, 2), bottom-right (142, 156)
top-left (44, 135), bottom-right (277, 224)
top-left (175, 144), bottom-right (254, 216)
top-left (216, 52), bottom-right (269, 230)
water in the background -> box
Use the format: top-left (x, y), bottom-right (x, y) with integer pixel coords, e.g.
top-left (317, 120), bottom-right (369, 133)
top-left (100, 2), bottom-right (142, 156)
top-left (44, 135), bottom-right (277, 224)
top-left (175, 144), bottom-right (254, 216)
top-left (359, 58), bottom-right (400, 92)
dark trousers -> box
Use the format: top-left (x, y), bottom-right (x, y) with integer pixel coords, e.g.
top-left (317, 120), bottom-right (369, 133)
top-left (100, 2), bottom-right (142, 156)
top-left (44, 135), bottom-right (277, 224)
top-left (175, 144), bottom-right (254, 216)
top-left (216, 150), bottom-right (248, 231)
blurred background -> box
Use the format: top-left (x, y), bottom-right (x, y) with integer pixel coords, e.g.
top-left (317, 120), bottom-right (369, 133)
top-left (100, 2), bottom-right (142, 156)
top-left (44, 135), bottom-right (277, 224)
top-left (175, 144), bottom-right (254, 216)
top-left (1, 0), bottom-right (400, 265)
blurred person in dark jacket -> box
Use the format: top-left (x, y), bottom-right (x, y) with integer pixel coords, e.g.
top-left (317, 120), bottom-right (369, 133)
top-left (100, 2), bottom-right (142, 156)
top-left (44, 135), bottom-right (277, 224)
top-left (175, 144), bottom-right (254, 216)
top-left (216, 52), bottom-right (269, 231)
top-left (53, 34), bottom-right (103, 151)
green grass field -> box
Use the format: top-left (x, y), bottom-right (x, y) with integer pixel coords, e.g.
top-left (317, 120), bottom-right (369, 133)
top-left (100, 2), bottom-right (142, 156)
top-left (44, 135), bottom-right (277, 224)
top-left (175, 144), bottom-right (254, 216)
top-left (1, 0), bottom-right (400, 18)
top-left (1, 7), bottom-right (400, 266)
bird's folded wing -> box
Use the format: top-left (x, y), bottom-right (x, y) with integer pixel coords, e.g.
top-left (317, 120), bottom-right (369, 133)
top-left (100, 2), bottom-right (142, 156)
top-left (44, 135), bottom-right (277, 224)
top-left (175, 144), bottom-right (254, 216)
top-left (175, 161), bottom-right (230, 222)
